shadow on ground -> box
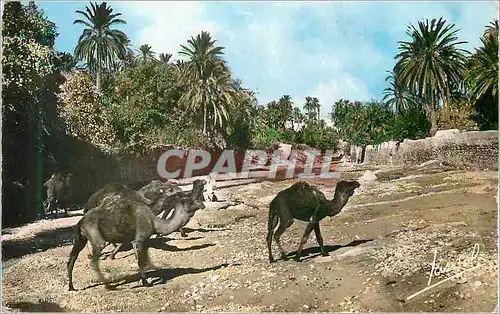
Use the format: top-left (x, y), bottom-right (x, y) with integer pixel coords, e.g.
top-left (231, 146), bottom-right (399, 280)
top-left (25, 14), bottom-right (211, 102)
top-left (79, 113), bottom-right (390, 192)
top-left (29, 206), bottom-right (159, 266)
top-left (182, 227), bottom-right (232, 234)
top-left (5, 301), bottom-right (70, 312)
top-left (284, 238), bottom-right (375, 261)
top-left (2, 225), bottom-right (76, 261)
top-left (103, 239), bottom-right (216, 259)
top-left (81, 263), bottom-right (238, 291)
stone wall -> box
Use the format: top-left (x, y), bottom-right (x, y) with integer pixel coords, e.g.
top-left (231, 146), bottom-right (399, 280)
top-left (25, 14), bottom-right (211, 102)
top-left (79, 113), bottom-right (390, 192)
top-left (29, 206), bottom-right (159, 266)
top-left (363, 129), bottom-right (498, 170)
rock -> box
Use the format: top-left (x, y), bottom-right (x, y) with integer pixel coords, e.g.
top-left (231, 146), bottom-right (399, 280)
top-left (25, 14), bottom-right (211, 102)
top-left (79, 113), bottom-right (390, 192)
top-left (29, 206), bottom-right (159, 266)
top-left (314, 256), bottom-right (333, 263)
top-left (303, 304), bottom-right (310, 310)
top-left (358, 170), bottom-right (378, 185)
top-left (434, 129), bottom-right (460, 138)
top-left (473, 281), bottom-right (482, 288)
top-left (448, 221), bottom-right (468, 227)
top-left (332, 246), bottom-right (377, 259)
top-left (418, 159), bottom-right (442, 168)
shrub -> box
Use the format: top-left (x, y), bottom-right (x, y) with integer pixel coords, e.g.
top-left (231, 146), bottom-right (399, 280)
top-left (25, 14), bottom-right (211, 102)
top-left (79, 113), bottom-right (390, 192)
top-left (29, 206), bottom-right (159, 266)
top-left (437, 101), bottom-right (477, 131)
top-left (57, 72), bottom-right (116, 150)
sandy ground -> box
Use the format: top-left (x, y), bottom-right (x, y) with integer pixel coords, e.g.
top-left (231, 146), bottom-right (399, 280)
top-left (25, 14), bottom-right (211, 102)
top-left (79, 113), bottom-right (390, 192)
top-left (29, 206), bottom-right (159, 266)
top-left (2, 163), bottom-right (498, 312)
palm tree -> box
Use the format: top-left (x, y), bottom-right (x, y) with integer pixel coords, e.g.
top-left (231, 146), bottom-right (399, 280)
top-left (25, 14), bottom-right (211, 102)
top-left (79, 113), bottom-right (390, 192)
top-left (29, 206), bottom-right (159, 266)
top-left (468, 28), bottom-right (498, 100)
top-left (303, 97), bottom-right (314, 121)
top-left (292, 107), bottom-right (304, 130)
top-left (74, 2), bottom-right (129, 91)
top-left (312, 97), bottom-right (321, 120)
top-left (382, 69), bottom-right (419, 113)
top-left (303, 96), bottom-right (320, 121)
top-left (484, 19), bottom-right (499, 42)
top-left (138, 44), bottom-right (157, 63)
top-left (54, 52), bottom-right (78, 72)
top-left (278, 95), bottom-right (294, 128)
top-left (178, 31), bottom-right (236, 135)
top-left (394, 17), bottom-right (469, 135)
top-left (159, 53), bottom-right (172, 64)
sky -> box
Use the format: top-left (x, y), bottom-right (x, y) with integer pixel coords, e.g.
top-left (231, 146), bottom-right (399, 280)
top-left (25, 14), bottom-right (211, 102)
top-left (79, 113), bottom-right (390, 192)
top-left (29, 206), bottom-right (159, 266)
top-left (38, 1), bottom-right (498, 119)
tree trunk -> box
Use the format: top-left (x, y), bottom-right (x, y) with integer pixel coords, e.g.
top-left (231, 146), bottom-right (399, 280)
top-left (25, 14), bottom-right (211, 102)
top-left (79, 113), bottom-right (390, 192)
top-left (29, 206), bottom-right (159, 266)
top-left (96, 62), bottom-right (101, 92)
top-left (429, 103), bottom-right (438, 136)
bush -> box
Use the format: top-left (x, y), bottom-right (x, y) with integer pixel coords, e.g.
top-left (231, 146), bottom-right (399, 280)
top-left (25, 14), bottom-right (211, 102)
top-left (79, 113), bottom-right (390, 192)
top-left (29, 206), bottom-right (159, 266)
top-left (391, 106), bottom-right (431, 140)
top-left (57, 72), bottom-right (116, 150)
top-left (296, 120), bottom-right (339, 153)
top-left (332, 99), bottom-right (394, 146)
top-left (437, 101), bottom-right (477, 131)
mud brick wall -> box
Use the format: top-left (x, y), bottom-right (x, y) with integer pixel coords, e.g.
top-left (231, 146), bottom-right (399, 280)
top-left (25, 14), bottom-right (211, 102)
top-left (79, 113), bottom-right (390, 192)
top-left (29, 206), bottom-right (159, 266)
top-left (363, 129), bottom-right (498, 170)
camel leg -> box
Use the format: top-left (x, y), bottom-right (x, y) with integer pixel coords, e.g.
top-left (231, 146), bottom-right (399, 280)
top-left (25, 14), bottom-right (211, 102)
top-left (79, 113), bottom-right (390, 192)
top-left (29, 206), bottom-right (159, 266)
top-left (132, 242), bottom-right (139, 260)
top-left (43, 199), bottom-right (49, 216)
top-left (135, 240), bottom-right (152, 287)
top-left (87, 230), bottom-right (112, 289)
top-left (295, 222), bottom-right (316, 262)
top-left (54, 200), bottom-right (61, 219)
top-left (266, 214), bottom-right (279, 263)
top-left (90, 244), bottom-right (113, 289)
top-left (273, 218), bottom-right (294, 261)
top-left (67, 230), bottom-right (87, 291)
top-left (107, 243), bottom-right (124, 260)
top-left (45, 199), bottom-right (53, 217)
top-left (179, 228), bottom-right (188, 237)
top-left (313, 222), bottom-right (328, 256)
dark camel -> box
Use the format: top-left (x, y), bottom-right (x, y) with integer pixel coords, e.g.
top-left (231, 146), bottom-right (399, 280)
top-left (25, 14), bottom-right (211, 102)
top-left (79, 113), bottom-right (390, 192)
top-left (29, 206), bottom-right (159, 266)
top-left (266, 180), bottom-right (360, 263)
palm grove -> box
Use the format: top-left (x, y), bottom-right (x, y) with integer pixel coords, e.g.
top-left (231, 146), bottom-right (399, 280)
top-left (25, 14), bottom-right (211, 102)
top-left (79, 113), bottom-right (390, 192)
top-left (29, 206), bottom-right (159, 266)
top-left (2, 2), bottom-right (498, 225)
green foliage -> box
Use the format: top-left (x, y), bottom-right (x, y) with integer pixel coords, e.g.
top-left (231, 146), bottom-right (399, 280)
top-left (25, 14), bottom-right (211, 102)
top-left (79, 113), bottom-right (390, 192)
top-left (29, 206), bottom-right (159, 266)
top-left (57, 72), bottom-right (116, 149)
top-left (266, 95), bottom-right (294, 132)
top-left (382, 70), bottom-right (419, 113)
top-left (468, 35), bottom-right (498, 99)
top-left (249, 106), bottom-right (279, 149)
top-left (105, 62), bottom-right (181, 152)
top-left (296, 120), bottom-right (339, 153)
top-left (178, 31), bottom-right (238, 137)
top-left (466, 20), bottom-right (499, 130)
top-left (303, 96), bottom-right (320, 121)
top-left (2, 1), bottom-right (62, 225)
top-left (225, 91), bottom-right (259, 150)
top-left (2, 2), bottom-right (56, 100)
top-left (138, 44), bottom-right (157, 63)
top-left (394, 17), bottom-right (469, 134)
top-left (332, 99), bottom-right (396, 145)
top-left (391, 106), bottom-right (431, 140)
top-left (437, 101), bottom-right (477, 131)
top-left (73, 2), bottom-right (129, 90)
top-left (473, 92), bottom-right (498, 131)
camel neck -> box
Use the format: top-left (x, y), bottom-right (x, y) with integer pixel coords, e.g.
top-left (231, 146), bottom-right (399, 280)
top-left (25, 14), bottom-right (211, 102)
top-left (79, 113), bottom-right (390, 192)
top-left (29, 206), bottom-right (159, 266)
top-left (153, 214), bottom-right (185, 235)
top-left (328, 195), bottom-right (348, 217)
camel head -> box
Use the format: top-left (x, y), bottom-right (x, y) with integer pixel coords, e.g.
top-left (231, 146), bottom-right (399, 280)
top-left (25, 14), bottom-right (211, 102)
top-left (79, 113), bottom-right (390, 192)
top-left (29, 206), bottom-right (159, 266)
top-left (159, 182), bottom-right (183, 198)
top-left (333, 180), bottom-right (361, 200)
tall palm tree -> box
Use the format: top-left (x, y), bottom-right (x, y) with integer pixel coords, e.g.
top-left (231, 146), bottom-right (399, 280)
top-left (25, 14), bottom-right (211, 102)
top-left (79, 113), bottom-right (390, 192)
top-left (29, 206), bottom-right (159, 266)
top-left (138, 44), bottom-right (157, 63)
top-left (159, 53), bottom-right (172, 64)
top-left (178, 31), bottom-right (236, 135)
top-left (394, 17), bottom-right (469, 135)
top-left (312, 97), bottom-right (321, 120)
top-left (303, 96), bottom-right (320, 121)
top-left (292, 107), bottom-right (304, 130)
top-left (74, 2), bottom-right (129, 91)
top-left (303, 96), bottom-right (314, 121)
top-left (382, 69), bottom-right (419, 113)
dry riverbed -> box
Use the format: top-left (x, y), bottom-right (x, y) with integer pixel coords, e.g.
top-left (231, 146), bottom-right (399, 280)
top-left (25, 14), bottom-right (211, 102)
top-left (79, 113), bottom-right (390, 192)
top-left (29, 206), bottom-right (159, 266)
top-left (2, 163), bottom-right (498, 312)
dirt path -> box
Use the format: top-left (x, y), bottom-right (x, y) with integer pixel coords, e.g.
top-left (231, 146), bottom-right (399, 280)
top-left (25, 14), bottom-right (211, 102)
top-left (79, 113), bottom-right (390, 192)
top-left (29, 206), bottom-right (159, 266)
top-left (2, 164), bottom-right (498, 312)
